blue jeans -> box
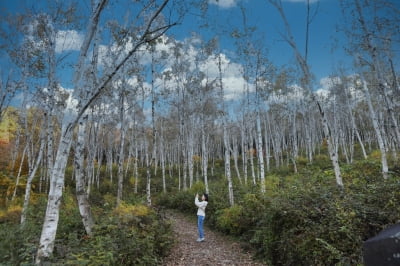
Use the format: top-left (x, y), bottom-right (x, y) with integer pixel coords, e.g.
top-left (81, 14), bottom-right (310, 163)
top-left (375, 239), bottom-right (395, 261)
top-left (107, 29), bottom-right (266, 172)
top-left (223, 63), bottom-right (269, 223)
top-left (197, 215), bottom-right (205, 239)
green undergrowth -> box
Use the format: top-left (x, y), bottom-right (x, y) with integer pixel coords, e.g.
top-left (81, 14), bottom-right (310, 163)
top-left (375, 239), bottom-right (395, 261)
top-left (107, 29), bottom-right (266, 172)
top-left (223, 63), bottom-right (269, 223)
top-left (155, 158), bottom-right (400, 265)
top-left (0, 187), bottom-right (173, 265)
top-left (1, 153), bottom-right (399, 265)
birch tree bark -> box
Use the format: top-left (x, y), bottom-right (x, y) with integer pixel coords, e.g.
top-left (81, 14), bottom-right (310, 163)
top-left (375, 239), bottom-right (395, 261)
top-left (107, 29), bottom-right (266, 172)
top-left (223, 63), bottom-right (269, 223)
top-left (241, 120), bottom-right (248, 185)
top-left (21, 121), bottom-right (46, 225)
top-left (117, 91), bottom-right (126, 206)
top-left (218, 54), bottom-right (234, 206)
top-left (232, 133), bottom-right (242, 184)
top-left (11, 145), bottom-right (27, 202)
top-left (263, 115), bottom-right (271, 172)
top-left (36, 0), bottom-right (108, 258)
top-left (36, 126), bottom-right (74, 262)
top-left (36, 0), bottom-right (178, 262)
top-left (268, 0), bottom-right (343, 188)
top-left (352, 0), bottom-right (400, 149)
top-left (160, 120), bottom-right (167, 193)
top-left (249, 131), bottom-right (256, 186)
top-left (362, 80), bottom-right (389, 178)
top-left (256, 113), bottom-right (265, 192)
top-left (342, 76), bottom-right (368, 159)
top-left (74, 22), bottom-right (101, 235)
top-left (201, 122), bottom-right (209, 193)
top-left (74, 119), bottom-right (94, 235)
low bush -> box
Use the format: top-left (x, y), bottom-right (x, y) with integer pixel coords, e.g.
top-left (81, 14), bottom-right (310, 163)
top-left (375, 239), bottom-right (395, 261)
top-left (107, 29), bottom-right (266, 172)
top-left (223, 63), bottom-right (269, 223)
top-left (156, 158), bottom-right (400, 265)
top-left (66, 203), bottom-right (173, 265)
top-left (0, 190), bottom-right (173, 265)
top-left (0, 195), bottom-right (46, 265)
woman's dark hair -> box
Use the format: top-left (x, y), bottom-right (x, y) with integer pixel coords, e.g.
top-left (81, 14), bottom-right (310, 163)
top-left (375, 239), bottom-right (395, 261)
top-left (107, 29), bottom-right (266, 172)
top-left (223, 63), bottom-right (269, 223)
top-left (203, 193), bottom-right (209, 202)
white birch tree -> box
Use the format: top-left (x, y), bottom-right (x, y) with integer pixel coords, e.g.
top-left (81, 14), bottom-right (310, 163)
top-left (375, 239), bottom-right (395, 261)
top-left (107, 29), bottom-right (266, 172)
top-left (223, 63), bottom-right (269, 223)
top-left (267, 0), bottom-right (344, 188)
top-left (36, 0), bottom-right (180, 262)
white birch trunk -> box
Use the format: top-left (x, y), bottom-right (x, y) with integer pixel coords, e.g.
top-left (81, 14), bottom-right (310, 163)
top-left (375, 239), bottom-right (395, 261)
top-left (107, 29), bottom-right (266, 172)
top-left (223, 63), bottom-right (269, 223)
top-left (116, 126), bottom-right (126, 206)
top-left (188, 127), bottom-right (194, 188)
top-left (37, 1), bottom-right (109, 261)
top-left (254, 129), bottom-right (260, 180)
top-left (354, 0), bottom-right (400, 149)
top-left (305, 119), bottom-right (313, 162)
top-left (291, 111), bottom-right (298, 172)
top-left (315, 94), bottom-right (344, 187)
top-left (218, 54), bottom-right (234, 206)
top-left (201, 125), bottom-right (209, 194)
top-left (256, 113), bottom-right (265, 193)
top-left (36, 0), bottom-right (178, 261)
top-left (46, 27), bottom-right (56, 194)
top-left (46, 115), bottom-right (54, 191)
top-left (263, 117), bottom-right (271, 172)
top-left (160, 123), bottom-right (166, 193)
top-left (117, 94), bottom-right (126, 206)
top-left (95, 144), bottom-right (104, 189)
top-left (74, 120), bottom-right (94, 235)
top-left (183, 149), bottom-right (188, 190)
top-left (36, 128), bottom-right (73, 263)
top-left (74, 20), bottom-right (99, 232)
top-left (249, 134), bottom-right (256, 186)
top-left (224, 124), bottom-right (234, 206)
top-left (347, 99), bottom-right (367, 159)
top-left (21, 129), bottom-right (45, 225)
top-left (232, 136), bottom-right (242, 184)
top-left (106, 138), bottom-right (113, 182)
top-left (86, 138), bottom-right (95, 195)
top-left (269, 0), bottom-right (343, 188)
top-left (362, 80), bottom-right (389, 178)
top-left (134, 142), bottom-right (139, 194)
top-left (11, 145), bottom-right (27, 201)
top-left (145, 138), bottom-right (152, 206)
top-left (241, 123), bottom-right (248, 185)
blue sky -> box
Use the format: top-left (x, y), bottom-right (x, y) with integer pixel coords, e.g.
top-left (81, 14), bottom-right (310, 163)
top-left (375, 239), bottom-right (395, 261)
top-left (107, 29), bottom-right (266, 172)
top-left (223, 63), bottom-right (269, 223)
top-left (177, 0), bottom-right (351, 84)
top-left (0, 0), bottom-right (378, 96)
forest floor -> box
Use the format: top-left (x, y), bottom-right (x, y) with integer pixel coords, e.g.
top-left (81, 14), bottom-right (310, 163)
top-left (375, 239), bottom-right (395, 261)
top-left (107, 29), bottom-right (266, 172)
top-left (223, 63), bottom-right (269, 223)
top-left (162, 210), bottom-right (266, 266)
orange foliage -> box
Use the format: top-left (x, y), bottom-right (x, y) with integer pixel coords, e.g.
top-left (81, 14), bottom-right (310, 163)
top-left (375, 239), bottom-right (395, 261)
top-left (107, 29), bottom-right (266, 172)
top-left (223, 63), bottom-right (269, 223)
top-left (0, 143), bottom-right (11, 170)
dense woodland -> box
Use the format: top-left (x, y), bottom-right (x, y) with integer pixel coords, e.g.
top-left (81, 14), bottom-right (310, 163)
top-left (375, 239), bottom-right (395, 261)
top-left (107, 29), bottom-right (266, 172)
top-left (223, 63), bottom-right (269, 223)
top-left (0, 0), bottom-right (399, 265)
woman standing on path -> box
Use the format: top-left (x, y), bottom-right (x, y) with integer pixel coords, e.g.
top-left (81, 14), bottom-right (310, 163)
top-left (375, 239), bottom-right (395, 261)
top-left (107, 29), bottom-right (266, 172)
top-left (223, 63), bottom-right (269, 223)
top-left (195, 193), bottom-right (208, 242)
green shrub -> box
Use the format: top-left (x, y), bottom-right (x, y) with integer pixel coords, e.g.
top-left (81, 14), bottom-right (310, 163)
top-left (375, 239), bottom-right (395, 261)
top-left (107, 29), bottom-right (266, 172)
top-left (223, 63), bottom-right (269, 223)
top-left (156, 159), bottom-right (400, 265)
top-left (66, 203), bottom-right (173, 265)
top-left (0, 188), bottom-right (173, 265)
top-left (215, 205), bottom-right (244, 234)
top-left (0, 195), bottom-right (46, 265)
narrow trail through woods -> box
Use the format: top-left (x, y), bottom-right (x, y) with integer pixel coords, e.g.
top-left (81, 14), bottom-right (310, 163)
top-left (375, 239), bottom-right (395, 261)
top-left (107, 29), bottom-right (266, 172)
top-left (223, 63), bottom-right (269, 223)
top-left (162, 210), bottom-right (266, 266)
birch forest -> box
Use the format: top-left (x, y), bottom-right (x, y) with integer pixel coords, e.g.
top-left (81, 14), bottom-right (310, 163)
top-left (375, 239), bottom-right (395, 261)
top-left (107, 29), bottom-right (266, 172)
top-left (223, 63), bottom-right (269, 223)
top-left (0, 0), bottom-right (399, 265)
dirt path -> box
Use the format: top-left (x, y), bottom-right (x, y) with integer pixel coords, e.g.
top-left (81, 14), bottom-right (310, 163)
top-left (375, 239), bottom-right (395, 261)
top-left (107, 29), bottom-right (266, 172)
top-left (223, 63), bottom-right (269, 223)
top-left (162, 210), bottom-right (266, 266)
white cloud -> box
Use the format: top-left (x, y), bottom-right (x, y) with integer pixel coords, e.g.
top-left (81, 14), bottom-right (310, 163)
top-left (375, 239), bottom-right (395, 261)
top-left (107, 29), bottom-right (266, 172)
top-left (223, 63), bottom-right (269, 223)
top-left (139, 36), bottom-right (176, 65)
top-left (315, 87), bottom-right (329, 99)
top-left (199, 53), bottom-right (251, 100)
top-left (221, 76), bottom-right (249, 100)
top-left (319, 76), bottom-right (341, 91)
top-left (268, 84), bottom-right (306, 106)
top-left (208, 0), bottom-right (239, 9)
top-left (98, 35), bottom-right (175, 68)
top-left (315, 77), bottom-right (338, 100)
top-left (318, 75), bottom-right (364, 103)
top-left (55, 30), bottom-right (83, 53)
top-left (98, 34), bottom-right (251, 101)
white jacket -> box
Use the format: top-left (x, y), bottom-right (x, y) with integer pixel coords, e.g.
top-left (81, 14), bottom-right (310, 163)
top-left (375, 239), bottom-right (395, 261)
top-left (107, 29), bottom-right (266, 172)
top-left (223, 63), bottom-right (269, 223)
top-left (195, 197), bottom-right (208, 217)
